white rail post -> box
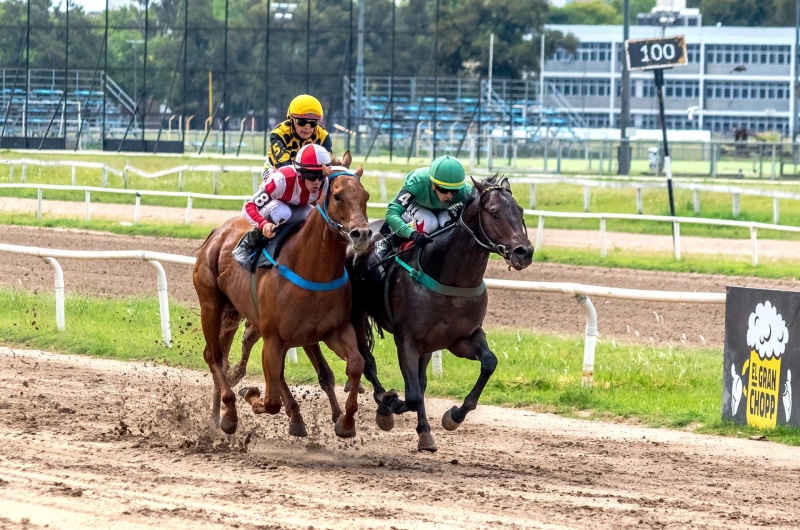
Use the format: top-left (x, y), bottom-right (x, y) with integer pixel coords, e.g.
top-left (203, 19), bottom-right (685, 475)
top-left (21, 163), bottom-right (27, 183)
top-left (379, 175), bottom-right (387, 201)
top-left (41, 257), bottom-right (64, 331)
top-left (133, 193), bottom-right (141, 224)
top-left (251, 171), bottom-right (258, 193)
top-left (37, 188), bottom-right (42, 219)
top-left (287, 347), bottom-right (298, 364)
top-left (432, 350), bottom-right (443, 378)
top-left (535, 215), bottom-right (545, 253)
top-left (636, 187), bottom-right (643, 214)
top-left (9, 165), bottom-right (13, 183)
top-left (732, 193), bottom-right (740, 217)
top-left (600, 217), bottom-right (607, 258)
top-left (178, 171), bottom-right (184, 192)
top-left (102, 167), bottom-right (108, 187)
top-left (750, 226), bottom-right (758, 267)
top-left (575, 294), bottom-right (597, 388)
top-left (673, 221), bottom-right (681, 260)
top-left (529, 183), bottom-right (536, 209)
top-left (71, 165), bottom-right (76, 186)
top-left (512, 143), bottom-right (518, 167)
top-left (583, 186), bottom-right (590, 212)
top-left (146, 260), bottom-right (172, 347)
top-left (123, 163), bottom-right (128, 188)
top-left (185, 196), bottom-right (193, 225)
top-left (773, 197), bottom-right (780, 224)
top-left (84, 190), bottom-right (90, 222)
top-left (213, 172), bottom-right (219, 195)
top-left (772, 144), bottom-right (777, 179)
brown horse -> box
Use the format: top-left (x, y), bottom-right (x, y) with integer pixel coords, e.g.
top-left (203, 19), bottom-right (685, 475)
top-left (193, 157), bottom-right (371, 438)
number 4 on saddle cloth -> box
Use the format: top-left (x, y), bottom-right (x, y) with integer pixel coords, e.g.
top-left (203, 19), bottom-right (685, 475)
top-left (232, 220), bottom-right (305, 273)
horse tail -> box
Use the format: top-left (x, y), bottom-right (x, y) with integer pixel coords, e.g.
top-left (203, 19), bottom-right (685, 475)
top-left (364, 316), bottom-right (384, 356)
top-left (193, 228), bottom-right (217, 256)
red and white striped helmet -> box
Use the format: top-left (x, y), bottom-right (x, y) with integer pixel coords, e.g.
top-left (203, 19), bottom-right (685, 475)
top-left (294, 144), bottom-right (331, 171)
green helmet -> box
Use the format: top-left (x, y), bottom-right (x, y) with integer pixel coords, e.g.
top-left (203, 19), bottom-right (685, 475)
top-left (429, 155), bottom-right (465, 190)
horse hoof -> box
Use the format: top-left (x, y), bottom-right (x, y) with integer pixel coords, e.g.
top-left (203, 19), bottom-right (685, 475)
top-left (417, 432), bottom-right (437, 453)
top-left (288, 423), bottom-right (308, 437)
top-left (375, 410), bottom-right (394, 432)
top-left (219, 416), bottom-right (238, 435)
top-left (334, 417), bottom-right (356, 439)
top-left (238, 386), bottom-right (260, 400)
top-left (376, 389), bottom-right (398, 405)
top-left (442, 406), bottom-right (462, 431)
top-left (344, 380), bottom-right (366, 394)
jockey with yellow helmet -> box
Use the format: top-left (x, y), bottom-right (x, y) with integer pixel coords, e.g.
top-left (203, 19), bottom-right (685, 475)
top-left (266, 94), bottom-right (333, 172)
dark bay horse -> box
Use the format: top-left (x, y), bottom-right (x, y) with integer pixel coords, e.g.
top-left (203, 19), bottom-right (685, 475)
top-left (348, 174), bottom-right (533, 451)
top-left (193, 161), bottom-right (371, 438)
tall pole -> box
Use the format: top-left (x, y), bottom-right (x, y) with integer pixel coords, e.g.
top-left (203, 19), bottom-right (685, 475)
top-left (487, 33), bottom-right (494, 103)
top-left (433, 0), bottom-right (439, 160)
top-left (346, 0), bottom-right (353, 151)
top-left (142, 0), bottom-right (149, 150)
top-left (222, 0), bottom-right (228, 155)
top-left (354, 0), bottom-right (364, 154)
top-left (539, 33), bottom-right (545, 120)
top-left (102, 0), bottom-right (108, 147)
top-left (793, 0), bottom-right (799, 144)
top-left (24, 0), bottom-right (30, 141)
top-left (306, 0), bottom-right (311, 93)
top-left (182, 0), bottom-right (188, 150)
top-left (389, 0), bottom-right (395, 162)
top-left (263, 0), bottom-right (271, 157)
top-left (64, 0), bottom-right (69, 141)
top-left (655, 69), bottom-right (676, 222)
top-left (619, 0), bottom-right (631, 174)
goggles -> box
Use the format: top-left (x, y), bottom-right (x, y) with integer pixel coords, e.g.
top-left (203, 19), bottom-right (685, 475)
top-left (293, 117), bottom-right (318, 128)
top-left (298, 169), bottom-right (325, 182)
top-left (434, 184), bottom-right (458, 196)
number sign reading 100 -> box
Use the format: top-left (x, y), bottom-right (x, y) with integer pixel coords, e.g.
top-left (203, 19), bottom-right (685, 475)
top-left (625, 36), bottom-right (687, 71)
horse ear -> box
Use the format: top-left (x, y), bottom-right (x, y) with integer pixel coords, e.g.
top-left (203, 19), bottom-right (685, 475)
top-left (342, 150), bottom-right (352, 168)
top-left (500, 176), bottom-right (511, 189)
top-left (354, 164), bottom-right (364, 178)
top-left (470, 175), bottom-right (485, 193)
top-left (322, 165), bottom-right (332, 177)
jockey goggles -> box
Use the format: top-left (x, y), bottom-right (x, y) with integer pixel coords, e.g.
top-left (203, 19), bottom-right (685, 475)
top-left (298, 168), bottom-right (325, 182)
top-left (434, 184), bottom-right (458, 196)
top-left (293, 117), bottom-right (318, 128)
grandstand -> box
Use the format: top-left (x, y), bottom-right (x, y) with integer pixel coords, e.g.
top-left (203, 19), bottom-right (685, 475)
top-left (343, 75), bottom-right (587, 153)
top-left (0, 68), bottom-right (131, 146)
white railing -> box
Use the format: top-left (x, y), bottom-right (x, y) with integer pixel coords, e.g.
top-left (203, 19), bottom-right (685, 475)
top-left (1, 185), bottom-right (796, 266)
top-left (5, 157), bottom-right (800, 221)
top-left (0, 244), bottom-right (726, 386)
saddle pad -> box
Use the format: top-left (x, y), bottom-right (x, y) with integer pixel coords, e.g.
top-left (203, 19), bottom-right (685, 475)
top-left (232, 219), bottom-right (304, 273)
top-left (256, 219), bottom-right (305, 269)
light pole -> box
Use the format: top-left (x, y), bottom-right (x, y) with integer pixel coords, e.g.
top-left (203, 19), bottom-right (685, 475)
top-left (793, 0), bottom-right (799, 144)
top-left (126, 38), bottom-right (144, 129)
top-left (619, 0), bottom-right (631, 175)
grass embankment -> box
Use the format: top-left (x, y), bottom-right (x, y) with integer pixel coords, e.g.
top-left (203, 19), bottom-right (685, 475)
top-left (1, 288), bottom-right (797, 444)
top-left (3, 213), bottom-right (800, 281)
top-left (3, 151), bottom-right (800, 240)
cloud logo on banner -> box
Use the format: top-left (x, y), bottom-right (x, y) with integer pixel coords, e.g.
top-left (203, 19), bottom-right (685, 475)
top-left (747, 301), bottom-right (789, 360)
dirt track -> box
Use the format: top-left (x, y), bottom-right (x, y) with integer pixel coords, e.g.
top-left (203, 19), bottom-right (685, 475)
top-left (3, 225), bottom-right (800, 347)
top-left (2, 346), bottom-right (799, 530)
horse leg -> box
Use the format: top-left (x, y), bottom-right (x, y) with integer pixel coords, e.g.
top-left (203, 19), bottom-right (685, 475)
top-left (302, 343), bottom-right (343, 423)
top-left (323, 324), bottom-right (365, 439)
top-left (229, 320), bottom-right (260, 386)
top-left (198, 291), bottom-right (238, 435)
top-left (441, 328), bottom-right (497, 431)
top-left (412, 349), bottom-right (436, 453)
top-left (210, 309), bottom-right (242, 427)
top-left (262, 336), bottom-right (307, 437)
top-left (350, 309), bottom-right (394, 431)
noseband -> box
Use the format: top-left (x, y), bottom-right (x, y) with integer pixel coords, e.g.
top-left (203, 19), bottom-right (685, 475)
top-left (458, 185), bottom-right (526, 261)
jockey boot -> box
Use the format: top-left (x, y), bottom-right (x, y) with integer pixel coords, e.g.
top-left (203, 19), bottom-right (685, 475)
top-left (233, 227), bottom-right (267, 271)
top-left (366, 236), bottom-right (392, 283)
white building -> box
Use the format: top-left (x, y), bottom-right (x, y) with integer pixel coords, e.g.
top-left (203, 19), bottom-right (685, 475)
top-left (543, 24), bottom-right (796, 136)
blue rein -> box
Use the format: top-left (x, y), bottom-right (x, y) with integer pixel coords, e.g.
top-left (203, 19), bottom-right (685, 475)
top-left (261, 170), bottom-right (356, 292)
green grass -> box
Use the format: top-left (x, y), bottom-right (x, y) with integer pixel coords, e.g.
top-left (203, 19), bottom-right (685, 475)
top-left (1, 287), bottom-right (798, 444)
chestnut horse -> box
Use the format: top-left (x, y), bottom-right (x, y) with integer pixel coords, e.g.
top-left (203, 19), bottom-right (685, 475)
top-left (193, 159), bottom-right (371, 438)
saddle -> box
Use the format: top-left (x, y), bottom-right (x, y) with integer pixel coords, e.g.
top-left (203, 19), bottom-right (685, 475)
top-left (232, 220), bottom-right (305, 273)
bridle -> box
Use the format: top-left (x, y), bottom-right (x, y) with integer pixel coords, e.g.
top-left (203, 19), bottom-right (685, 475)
top-left (457, 184), bottom-right (526, 261)
top-left (315, 170), bottom-right (360, 238)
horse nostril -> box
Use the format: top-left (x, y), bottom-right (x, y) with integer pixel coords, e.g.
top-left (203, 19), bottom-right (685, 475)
top-left (513, 246), bottom-right (533, 259)
top-left (350, 229), bottom-right (366, 240)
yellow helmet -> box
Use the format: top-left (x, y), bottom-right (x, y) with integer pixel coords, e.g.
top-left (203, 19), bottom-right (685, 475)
top-left (287, 94), bottom-right (324, 119)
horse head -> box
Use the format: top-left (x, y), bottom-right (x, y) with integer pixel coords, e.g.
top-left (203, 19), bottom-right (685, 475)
top-left (467, 173), bottom-right (533, 271)
top-left (321, 150), bottom-right (371, 251)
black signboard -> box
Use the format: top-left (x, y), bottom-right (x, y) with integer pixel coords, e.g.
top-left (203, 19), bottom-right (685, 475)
top-left (625, 36), bottom-right (687, 72)
top-left (723, 286), bottom-right (800, 427)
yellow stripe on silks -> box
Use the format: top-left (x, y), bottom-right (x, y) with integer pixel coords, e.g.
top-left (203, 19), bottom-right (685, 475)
top-left (429, 175), bottom-right (465, 188)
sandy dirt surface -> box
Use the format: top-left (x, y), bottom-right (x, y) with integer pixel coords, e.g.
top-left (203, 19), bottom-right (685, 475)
top-left (3, 226), bottom-right (800, 348)
top-left (5, 196), bottom-right (800, 259)
top-left (1, 346), bottom-right (799, 530)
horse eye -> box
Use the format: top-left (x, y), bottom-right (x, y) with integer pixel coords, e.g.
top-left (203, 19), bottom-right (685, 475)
top-left (333, 193), bottom-right (341, 202)
top-left (490, 210), bottom-right (500, 219)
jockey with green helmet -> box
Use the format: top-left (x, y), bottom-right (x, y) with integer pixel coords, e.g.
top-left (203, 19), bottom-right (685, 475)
top-left (370, 156), bottom-right (470, 270)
